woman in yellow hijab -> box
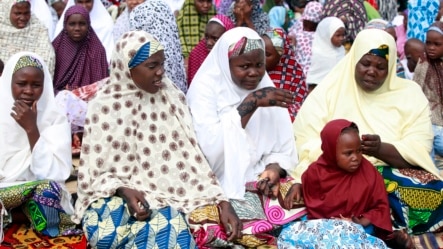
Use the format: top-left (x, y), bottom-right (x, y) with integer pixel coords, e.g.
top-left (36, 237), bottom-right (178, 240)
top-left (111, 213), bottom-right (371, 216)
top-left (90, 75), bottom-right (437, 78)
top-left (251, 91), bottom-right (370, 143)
top-left (290, 28), bottom-right (443, 236)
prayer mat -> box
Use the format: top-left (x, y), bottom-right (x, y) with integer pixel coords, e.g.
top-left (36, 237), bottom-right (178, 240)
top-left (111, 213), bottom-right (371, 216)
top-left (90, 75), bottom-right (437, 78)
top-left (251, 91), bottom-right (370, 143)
top-left (0, 224), bottom-right (86, 249)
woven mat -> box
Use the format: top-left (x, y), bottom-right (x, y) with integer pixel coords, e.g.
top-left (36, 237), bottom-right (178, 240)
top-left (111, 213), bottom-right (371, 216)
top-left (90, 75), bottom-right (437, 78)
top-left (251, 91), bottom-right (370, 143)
top-left (0, 224), bottom-right (87, 249)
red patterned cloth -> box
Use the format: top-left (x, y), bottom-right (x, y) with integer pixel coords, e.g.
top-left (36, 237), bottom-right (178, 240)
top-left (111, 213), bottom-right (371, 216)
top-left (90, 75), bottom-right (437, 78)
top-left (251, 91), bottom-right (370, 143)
top-left (187, 14), bottom-right (234, 86)
top-left (267, 28), bottom-right (307, 122)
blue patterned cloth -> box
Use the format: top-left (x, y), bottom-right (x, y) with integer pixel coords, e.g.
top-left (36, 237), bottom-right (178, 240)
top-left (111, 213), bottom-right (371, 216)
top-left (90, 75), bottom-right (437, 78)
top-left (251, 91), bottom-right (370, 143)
top-left (83, 196), bottom-right (196, 249)
top-left (278, 219), bottom-right (388, 249)
top-left (407, 0), bottom-right (440, 42)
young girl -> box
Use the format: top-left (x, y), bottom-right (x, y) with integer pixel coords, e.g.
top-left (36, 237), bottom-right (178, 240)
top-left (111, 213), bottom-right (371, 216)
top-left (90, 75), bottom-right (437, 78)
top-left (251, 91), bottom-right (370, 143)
top-left (306, 16), bottom-right (345, 93)
top-left (413, 21), bottom-right (443, 163)
top-left (278, 119), bottom-right (393, 248)
top-left (0, 52), bottom-right (78, 237)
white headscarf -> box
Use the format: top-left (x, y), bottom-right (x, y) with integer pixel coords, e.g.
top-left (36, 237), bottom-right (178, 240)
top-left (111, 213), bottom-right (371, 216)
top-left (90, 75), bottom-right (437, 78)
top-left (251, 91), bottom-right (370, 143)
top-left (53, 0), bottom-right (114, 63)
top-left (306, 16), bottom-right (345, 85)
top-left (30, 0), bottom-right (55, 40)
top-left (187, 27), bottom-right (298, 199)
top-left (0, 52), bottom-right (72, 184)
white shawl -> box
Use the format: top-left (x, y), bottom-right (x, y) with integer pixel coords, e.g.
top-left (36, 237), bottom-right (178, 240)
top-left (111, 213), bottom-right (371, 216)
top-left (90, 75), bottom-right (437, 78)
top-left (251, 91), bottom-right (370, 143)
top-left (0, 52), bottom-right (72, 184)
top-left (187, 27), bottom-right (298, 199)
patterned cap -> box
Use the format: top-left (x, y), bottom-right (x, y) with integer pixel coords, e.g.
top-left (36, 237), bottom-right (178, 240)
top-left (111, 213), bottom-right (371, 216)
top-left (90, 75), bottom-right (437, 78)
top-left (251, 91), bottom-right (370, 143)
top-left (228, 37), bottom-right (263, 58)
top-left (366, 44), bottom-right (389, 61)
top-left (128, 39), bottom-right (164, 69)
top-left (13, 55), bottom-right (44, 74)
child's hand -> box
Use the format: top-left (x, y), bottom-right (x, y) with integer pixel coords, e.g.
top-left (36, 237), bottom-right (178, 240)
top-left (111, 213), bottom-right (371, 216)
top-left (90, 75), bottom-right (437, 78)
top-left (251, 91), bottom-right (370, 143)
top-left (338, 214), bottom-right (352, 222)
top-left (283, 183), bottom-right (302, 210)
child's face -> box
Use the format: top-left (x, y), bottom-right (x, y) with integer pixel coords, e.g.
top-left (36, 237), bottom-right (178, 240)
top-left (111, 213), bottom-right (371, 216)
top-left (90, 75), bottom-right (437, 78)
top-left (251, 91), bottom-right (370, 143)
top-left (335, 130), bottom-right (362, 173)
top-left (330, 27), bottom-right (345, 47)
top-left (425, 30), bottom-right (443, 60)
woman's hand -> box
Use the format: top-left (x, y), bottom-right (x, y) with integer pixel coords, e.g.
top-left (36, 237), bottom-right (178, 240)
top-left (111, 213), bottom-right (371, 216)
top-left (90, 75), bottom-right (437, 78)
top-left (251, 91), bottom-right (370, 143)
top-left (361, 134), bottom-right (381, 157)
top-left (252, 87), bottom-right (293, 108)
top-left (283, 183), bottom-right (302, 210)
top-left (11, 100), bottom-right (38, 133)
top-left (257, 163), bottom-right (284, 198)
top-left (117, 187), bottom-right (151, 221)
top-left (218, 201), bottom-right (242, 241)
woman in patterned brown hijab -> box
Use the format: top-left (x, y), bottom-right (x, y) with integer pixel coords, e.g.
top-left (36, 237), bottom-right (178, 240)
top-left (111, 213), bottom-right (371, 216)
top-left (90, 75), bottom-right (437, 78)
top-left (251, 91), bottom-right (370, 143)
top-left (73, 30), bottom-right (241, 248)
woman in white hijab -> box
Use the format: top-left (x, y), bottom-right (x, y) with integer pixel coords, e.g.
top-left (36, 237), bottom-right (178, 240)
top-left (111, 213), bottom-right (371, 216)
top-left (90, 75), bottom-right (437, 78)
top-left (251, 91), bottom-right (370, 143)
top-left (0, 51), bottom-right (77, 237)
top-left (53, 0), bottom-right (114, 63)
top-left (30, 0), bottom-right (56, 40)
top-left (187, 27), bottom-right (303, 247)
top-left (306, 16), bottom-right (346, 90)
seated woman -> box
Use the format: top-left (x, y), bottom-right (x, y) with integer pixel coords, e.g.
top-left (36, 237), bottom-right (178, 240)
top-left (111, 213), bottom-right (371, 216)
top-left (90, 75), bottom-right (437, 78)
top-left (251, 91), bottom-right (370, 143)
top-left (262, 27), bottom-right (307, 121)
top-left (73, 30), bottom-right (242, 249)
top-left (288, 28), bottom-right (443, 235)
top-left (187, 27), bottom-right (305, 247)
top-left (0, 52), bottom-right (78, 237)
top-left (306, 16), bottom-right (345, 92)
top-left (130, 0), bottom-right (188, 93)
top-left (0, 0), bottom-right (56, 76)
top-left (279, 119), bottom-right (393, 248)
top-left (188, 14), bottom-right (235, 86)
top-left (54, 0), bottom-right (114, 63)
top-left (227, 0), bottom-right (270, 35)
top-left (52, 5), bottom-right (108, 93)
top-left (177, 0), bottom-right (216, 60)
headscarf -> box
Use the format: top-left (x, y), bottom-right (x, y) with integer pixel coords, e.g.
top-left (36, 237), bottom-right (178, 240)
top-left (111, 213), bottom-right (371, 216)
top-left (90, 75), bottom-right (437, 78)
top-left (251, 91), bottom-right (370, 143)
top-left (53, 0), bottom-right (115, 63)
top-left (176, 0), bottom-right (216, 58)
top-left (264, 28), bottom-right (307, 121)
top-left (268, 6), bottom-right (286, 29)
top-left (130, 0), bottom-right (188, 93)
top-left (73, 30), bottom-right (227, 223)
top-left (227, 0), bottom-right (270, 35)
top-left (306, 16), bottom-right (345, 85)
top-left (187, 27), bottom-right (298, 199)
top-left (323, 0), bottom-right (366, 43)
top-left (52, 5), bottom-right (109, 93)
top-left (376, 0), bottom-right (398, 22)
top-left (112, 7), bottom-right (130, 43)
top-left (292, 28), bottom-right (439, 182)
top-left (302, 119), bottom-right (392, 237)
top-left (413, 22), bottom-right (443, 126)
top-left (293, 1), bottom-right (323, 75)
top-left (0, 0), bottom-right (56, 76)
top-left (407, 0), bottom-right (441, 42)
top-left (0, 52), bottom-right (72, 184)
top-left (188, 14), bottom-right (235, 85)
top-left (30, 0), bottom-right (56, 40)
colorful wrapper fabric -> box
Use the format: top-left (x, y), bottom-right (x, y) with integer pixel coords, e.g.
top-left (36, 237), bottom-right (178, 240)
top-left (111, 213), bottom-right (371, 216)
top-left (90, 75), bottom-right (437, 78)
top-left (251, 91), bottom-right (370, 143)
top-left (0, 180), bottom-right (80, 237)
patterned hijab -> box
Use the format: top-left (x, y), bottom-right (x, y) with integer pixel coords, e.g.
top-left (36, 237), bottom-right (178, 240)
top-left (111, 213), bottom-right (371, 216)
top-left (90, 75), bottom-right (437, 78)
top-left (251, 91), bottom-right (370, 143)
top-left (0, 0), bottom-right (56, 76)
top-left (323, 0), bottom-right (366, 43)
top-left (264, 28), bottom-right (307, 122)
top-left (227, 0), bottom-right (270, 35)
top-left (73, 30), bottom-right (227, 223)
top-left (177, 0), bottom-right (216, 58)
top-left (52, 5), bottom-right (109, 93)
top-left (294, 1), bottom-right (323, 75)
top-left (188, 14), bottom-right (235, 85)
top-left (302, 119), bottom-right (392, 237)
top-left (130, 0), bottom-right (188, 93)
